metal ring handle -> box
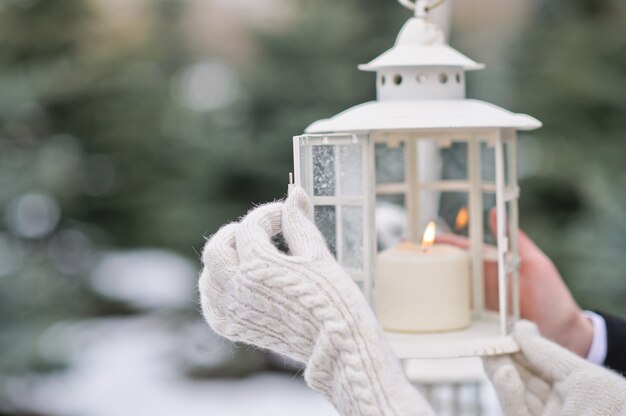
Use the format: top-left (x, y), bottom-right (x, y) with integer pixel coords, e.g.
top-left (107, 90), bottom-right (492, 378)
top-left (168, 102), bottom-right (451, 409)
top-left (397, 0), bottom-right (417, 10)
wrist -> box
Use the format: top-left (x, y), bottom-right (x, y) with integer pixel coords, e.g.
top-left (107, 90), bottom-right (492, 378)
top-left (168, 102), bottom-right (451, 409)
top-left (560, 311), bottom-right (594, 358)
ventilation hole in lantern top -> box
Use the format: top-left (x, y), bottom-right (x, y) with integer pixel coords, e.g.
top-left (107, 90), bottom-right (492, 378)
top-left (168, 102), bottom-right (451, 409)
top-left (439, 73), bottom-right (449, 84)
top-left (417, 73), bottom-right (428, 84)
top-left (456, 73), bottom-right (462, 83)
top-left (381, 75), bottom-right (386, 86)
top-left (393, 74), bottom-right (403, 85)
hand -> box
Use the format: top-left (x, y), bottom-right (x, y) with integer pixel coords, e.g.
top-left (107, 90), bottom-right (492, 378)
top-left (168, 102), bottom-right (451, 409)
top-left (199, 187), bottom-right (434, 416)
top-left (484, 320), bottom-right (626, 416)
top-left (436, 210), bottom-right (594, 358)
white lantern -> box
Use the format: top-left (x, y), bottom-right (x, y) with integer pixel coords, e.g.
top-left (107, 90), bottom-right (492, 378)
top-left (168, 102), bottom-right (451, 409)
top-left (291, 0), bottom-right (541, 359)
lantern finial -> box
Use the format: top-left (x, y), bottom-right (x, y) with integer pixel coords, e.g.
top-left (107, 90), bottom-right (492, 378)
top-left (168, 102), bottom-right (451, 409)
top-left (397, 0), bottom-right (447, 17)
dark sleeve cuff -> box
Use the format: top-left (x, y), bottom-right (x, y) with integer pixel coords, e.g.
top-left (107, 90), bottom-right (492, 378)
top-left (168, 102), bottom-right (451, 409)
top-left (596, 311), bottom-right (626, 376)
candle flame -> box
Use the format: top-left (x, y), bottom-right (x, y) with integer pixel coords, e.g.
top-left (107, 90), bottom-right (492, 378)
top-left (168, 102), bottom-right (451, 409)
top-left (421, 221), bottom-right (436, 247)
top-left (455, 207), bottom-right (469, 230)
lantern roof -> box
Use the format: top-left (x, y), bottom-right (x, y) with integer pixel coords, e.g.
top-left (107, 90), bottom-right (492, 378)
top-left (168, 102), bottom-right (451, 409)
top-left (305, 99), bottom-right (542, 133)
top-left (358, 17), bottom-right (484, 72)
top-left (304, 1), bottom-right (541, 134)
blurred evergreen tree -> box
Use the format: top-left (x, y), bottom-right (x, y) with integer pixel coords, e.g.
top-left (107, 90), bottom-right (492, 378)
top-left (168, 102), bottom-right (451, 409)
top-left (0, 0), bottom-right (408, 388)
top-left (0, 0), bottom-right (102, 378)
top-left (0, 0), bottom-right (201, 379)
top-left (201, 0), bottom-right (406, 221)
top-left (507, 0), bottom-right (626, 315)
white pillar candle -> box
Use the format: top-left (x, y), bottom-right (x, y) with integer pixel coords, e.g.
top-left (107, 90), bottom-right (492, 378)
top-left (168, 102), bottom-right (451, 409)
top-left (376, 241), bottom-right (471, 333)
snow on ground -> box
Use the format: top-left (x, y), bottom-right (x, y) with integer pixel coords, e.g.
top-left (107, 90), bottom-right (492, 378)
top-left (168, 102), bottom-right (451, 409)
top-left (7, 315), bottom-right (500, 416)
top-left (10, 316), bottom-right (339, 416)
top-left (2, 249), bottom-right (500, 416)
top-left (89, 250), bottom-right (197, 310)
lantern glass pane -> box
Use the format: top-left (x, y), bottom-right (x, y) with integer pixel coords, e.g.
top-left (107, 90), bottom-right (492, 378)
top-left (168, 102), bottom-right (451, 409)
top-left (480, 142), bottom-right (496, 183)
top-left (482, 193), bottom-right (497, 245)
top-left (503, 140), bottom-right (512, 188)
top-left (313, 145), bottom-right (336, 196)
top-left (376, 194), bottom-right (407, 251)
top-left (438, 191), bottom-right (470, 237)
top-left (339, 144), bottom-right (363, 196)
top-left (417, 190), bottom-right (469, 238)
top-left (314, 205), bottom-right (336, 256)
top-left (489, 270), bottom-right (514, 316)
top-left (341, 205), bottom-right (363, 269)
top-left (507, 270), bottom-right (516, 318)
top-left (440, 141), bottom-right (468, 181)
top-left (375, 142), bottom-right (405, 184)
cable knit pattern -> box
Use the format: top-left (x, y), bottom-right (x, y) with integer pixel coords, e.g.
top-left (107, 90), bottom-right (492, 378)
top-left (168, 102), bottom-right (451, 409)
top-left (485, 321), bottom-right (626, 416)
top-left (199, 187), bottom-right (434, 416)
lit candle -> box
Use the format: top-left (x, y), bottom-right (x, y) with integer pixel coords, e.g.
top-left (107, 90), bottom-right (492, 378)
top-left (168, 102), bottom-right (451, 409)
top-left (376, 222), bottom-right (471, 333)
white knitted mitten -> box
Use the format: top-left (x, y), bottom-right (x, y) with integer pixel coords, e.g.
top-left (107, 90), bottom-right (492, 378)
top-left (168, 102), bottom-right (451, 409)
top-left (199, 187), bottom-right (434, 416)
top-left (484, 320), bottom-right (626, 416)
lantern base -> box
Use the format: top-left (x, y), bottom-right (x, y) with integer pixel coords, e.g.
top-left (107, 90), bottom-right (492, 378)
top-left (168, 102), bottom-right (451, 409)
top-left (385, 315), bottom-right (519, 359)
top-left (403, 357), bottom-right (487, 384)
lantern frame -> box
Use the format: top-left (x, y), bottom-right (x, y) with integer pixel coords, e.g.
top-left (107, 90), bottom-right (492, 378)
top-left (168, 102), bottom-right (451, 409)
top-left (291, 11), bottom-right (540, 359)
top-left (294, 128), bottom-right (521, 358)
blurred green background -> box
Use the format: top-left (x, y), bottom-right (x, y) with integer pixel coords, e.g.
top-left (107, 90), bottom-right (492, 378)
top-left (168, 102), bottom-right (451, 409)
top-left (0, 0), bottom-right (624, 414)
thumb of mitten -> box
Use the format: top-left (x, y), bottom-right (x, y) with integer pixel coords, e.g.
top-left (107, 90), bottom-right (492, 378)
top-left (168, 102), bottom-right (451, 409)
top-left (483, 355), bottom-right (534, 416)
top-left (514, 320), bottom-right (583, 382)
top-left (236, 202), bottom-right (283, 263)
top-left (283, 187), bottom-right (332, 260)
